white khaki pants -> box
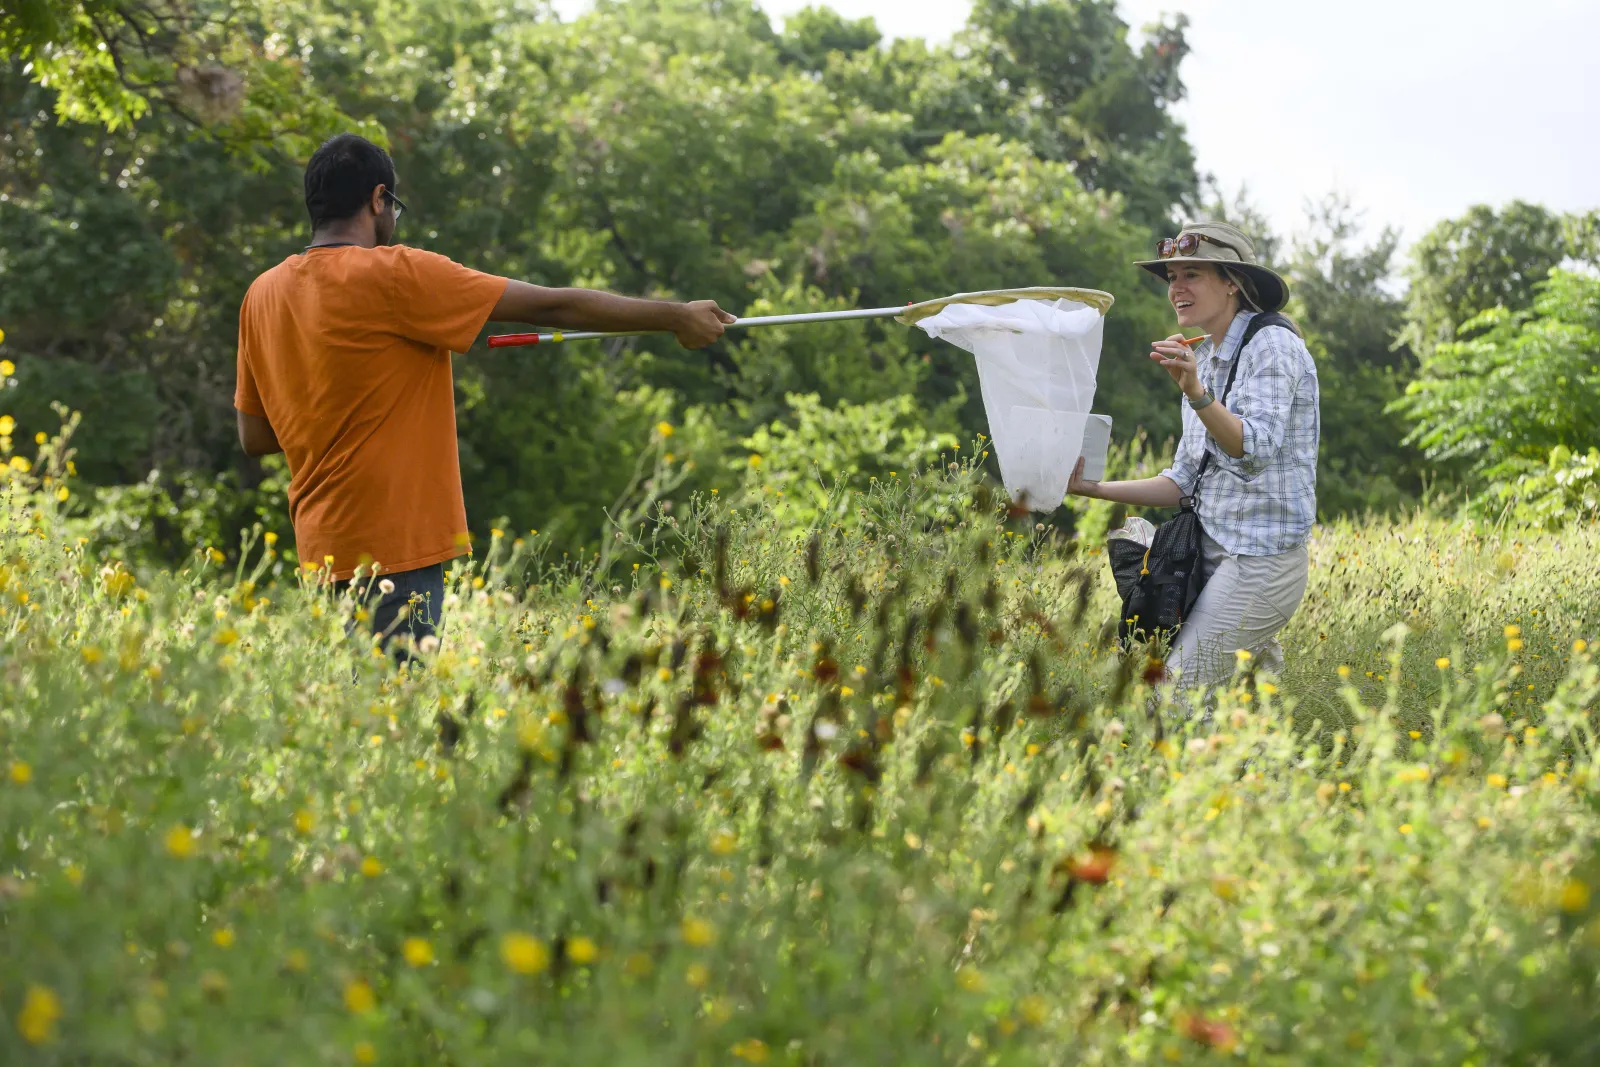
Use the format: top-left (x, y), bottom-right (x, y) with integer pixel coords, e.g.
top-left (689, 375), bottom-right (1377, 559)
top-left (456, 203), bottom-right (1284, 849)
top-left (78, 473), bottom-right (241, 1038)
top-left (1167, 533), bottom-right (1308, 689)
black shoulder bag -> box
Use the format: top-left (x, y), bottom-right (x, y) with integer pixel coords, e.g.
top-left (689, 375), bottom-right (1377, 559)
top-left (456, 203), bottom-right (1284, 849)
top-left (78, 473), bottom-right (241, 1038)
top-left (1106, 313), bottom-right (1296, 645)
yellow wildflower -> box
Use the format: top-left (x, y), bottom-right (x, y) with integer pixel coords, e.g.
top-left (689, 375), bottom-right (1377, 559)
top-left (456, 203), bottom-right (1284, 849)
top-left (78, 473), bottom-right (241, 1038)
top-left (709, 829), bottom-right (737, 856)
top-left (353, 1041), bottom-right (378, 1065)
top-left (343, 978), bottom-right (376, 1014)
top-left (402, 938), bottom-right (434, 968)
top-left (1487, 774), bottom-right (1508, 789)
top-left (9, 760), bottom-right (30, 785)
top-left (686, 962), bottom-right (711, 988)
top-left (566, 936), bottom-right (598, 965)
top-left (293, 808), bottom-right (316, 834)
top-left (500, 932), bottom-right (550, 974)
top-left (731, 1039), bottom-right (770, 1063)
top-left (18, 984), bottom-right (62, 1045)
top-left (656, 421), bottom-right (674, 438)
top-left (680, 917), bottom-right (716, 948)
top-left (956, 965), bottom-right (985, 992)
top-left (165, 825), bottom-right (195, 858)
top-left (212, 927), bottom-right (235, 949)
top-left (1436, 657), bottom-right (1450, 669)
top-left (1504, 624), bottom-right (1521, 638)
top-left (1559, 879), bottom-right (1591, 913)
top-left (360, 856), bottom-right (383, 878)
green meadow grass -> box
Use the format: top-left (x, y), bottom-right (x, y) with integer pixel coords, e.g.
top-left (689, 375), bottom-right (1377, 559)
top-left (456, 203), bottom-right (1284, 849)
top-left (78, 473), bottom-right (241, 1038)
top-left (3, 455), bottom-right (1598, 1065)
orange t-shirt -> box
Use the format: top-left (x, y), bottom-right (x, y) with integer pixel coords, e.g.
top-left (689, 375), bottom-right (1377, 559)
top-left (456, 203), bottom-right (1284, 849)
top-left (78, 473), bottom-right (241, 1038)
top-left (234, 245), bottom-right (507, 582)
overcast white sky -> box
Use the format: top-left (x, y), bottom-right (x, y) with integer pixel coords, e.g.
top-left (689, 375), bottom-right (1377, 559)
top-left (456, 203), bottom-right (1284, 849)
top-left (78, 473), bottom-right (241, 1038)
top-left (556, 1), bottom-right (1597, 250)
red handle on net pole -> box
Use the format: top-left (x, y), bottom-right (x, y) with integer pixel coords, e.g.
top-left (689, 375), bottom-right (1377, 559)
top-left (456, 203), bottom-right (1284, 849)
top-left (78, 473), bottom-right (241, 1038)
top-left (487, 333), bottom-right (543, 348)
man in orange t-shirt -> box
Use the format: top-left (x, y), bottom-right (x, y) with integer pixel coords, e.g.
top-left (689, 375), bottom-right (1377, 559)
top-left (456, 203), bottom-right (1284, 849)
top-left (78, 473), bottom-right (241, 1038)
top-left (236, 133), bottom-right (732, 646)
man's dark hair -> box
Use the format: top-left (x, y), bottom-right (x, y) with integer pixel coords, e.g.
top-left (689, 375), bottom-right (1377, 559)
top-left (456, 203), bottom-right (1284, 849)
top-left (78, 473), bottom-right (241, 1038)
top-left (304, 134), bottom-right (396, 229)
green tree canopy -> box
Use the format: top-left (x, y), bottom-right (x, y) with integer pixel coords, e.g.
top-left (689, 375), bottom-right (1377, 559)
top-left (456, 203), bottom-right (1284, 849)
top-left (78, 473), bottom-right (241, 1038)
top-left (1285, 197), bottom-right (1423, 515)
top-left (1396, 268), bottom-right (1600, 477)
top-left (14, 0), bottom-right (1524, 564)
top-left (1400, 201), bottom-right (1573, 359)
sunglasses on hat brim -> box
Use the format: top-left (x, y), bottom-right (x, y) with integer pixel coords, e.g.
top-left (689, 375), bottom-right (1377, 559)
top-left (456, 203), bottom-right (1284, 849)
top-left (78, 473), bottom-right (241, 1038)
top-left (1156, 232), bottom-right (1237, 259)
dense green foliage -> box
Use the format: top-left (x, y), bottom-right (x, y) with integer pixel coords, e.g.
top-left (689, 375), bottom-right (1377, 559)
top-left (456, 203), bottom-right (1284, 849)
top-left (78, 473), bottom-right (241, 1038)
top-left (1, 0), bottom-right (1191, 564)
top-left (1281, 198), bottom-right (1423, 517)
top-left (1400, 201), bottom-right (1574, 361)
top-left (1397, 269), bottom-right (1600, 525)
top-left (0, 0), bottom-right (1524, 570)
top-left (2, 0), bottom-right (1598, 550)
top-left (4, 418), bottom-right (1600, 1063)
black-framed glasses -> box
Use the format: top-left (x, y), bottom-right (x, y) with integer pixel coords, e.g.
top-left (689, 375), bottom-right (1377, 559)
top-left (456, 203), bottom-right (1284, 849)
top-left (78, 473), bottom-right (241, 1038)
top-left (1157, 232), bottom-right (1234, 258)
top-left (382, 188), bottom-right (408, 222)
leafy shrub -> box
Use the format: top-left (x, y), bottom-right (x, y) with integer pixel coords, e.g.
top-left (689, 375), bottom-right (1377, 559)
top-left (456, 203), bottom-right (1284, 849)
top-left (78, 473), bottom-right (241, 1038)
top-left (1397, 268), bottom-right (1600, 491)
top-left (737, 391), bottom-right (960, 530)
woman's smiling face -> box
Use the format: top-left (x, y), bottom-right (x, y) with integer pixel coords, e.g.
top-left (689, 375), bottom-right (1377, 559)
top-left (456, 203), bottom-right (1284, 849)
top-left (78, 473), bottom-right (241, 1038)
top-left (1166, 263), bottom-right (1232, 328)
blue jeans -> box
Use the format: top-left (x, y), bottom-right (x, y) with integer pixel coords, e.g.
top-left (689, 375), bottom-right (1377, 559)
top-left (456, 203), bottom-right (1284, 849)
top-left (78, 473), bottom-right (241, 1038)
top-left (334, 563), bottom-right (445, 650)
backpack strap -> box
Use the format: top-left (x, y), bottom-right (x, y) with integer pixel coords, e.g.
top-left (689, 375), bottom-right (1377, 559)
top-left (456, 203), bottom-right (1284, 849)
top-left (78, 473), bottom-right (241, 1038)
top-left (1239, 310), bottom-right (1298, 347)
top-left (1183, 312), bottom-right (1298, 505)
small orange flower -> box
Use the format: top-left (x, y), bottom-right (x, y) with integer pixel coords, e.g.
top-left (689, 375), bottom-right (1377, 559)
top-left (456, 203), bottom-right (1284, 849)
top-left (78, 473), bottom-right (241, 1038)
top-left (1063, 846), bottom-right (1117, 885)
top-left (1179, 1012), bottom-right (1238, 1052)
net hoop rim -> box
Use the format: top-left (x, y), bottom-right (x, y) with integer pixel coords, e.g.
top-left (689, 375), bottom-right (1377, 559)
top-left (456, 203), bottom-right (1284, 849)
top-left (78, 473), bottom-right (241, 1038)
top-left (895, 286), bottom-right (1115, 326)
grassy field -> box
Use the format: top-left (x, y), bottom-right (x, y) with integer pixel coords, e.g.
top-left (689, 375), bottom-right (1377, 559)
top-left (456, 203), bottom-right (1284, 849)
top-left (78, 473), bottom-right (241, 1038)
top-left (3, 454), bottom-right (1599, 1065)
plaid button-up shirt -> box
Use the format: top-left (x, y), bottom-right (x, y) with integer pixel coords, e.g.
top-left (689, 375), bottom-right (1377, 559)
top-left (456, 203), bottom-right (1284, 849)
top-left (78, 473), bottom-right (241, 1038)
top-left (1160, 311), bottom-right (1320, 556)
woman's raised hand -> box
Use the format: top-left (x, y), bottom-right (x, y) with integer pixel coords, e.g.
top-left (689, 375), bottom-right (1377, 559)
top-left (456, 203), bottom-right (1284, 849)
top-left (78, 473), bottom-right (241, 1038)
top-left (1150, 333), bottom-right (1203, 399)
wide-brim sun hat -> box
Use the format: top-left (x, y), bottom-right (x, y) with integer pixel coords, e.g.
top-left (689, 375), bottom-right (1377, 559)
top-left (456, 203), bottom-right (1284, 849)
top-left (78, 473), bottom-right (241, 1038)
top-left (1134, 220), bottom-right (1290, 313)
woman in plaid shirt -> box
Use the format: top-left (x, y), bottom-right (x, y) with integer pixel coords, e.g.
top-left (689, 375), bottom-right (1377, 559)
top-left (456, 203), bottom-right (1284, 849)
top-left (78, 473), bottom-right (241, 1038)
top-left (1068, 221), bottom-right (1320, 689)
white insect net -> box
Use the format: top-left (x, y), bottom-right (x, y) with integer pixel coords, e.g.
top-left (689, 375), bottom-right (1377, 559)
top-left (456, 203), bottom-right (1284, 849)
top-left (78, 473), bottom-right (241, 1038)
top-left (901, 288), bottom-right (1114, 512)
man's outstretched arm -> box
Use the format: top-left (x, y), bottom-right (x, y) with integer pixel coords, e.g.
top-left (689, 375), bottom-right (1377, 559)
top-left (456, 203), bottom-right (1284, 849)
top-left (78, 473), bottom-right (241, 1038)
top-left (491, 282), bottom-right (735, 349)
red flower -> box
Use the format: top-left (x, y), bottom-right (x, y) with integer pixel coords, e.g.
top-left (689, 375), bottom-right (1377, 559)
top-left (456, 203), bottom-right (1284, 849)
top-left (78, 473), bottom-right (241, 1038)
top-left (1179, 1012), bottom-right (1238, 1052)
top-left (1062, 846), bottom-right (1117, 885)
